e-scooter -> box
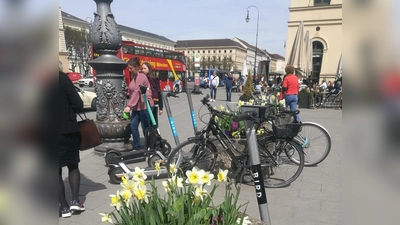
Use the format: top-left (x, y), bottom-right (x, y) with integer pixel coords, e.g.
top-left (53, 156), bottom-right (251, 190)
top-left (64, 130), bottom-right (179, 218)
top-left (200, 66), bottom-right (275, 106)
top-left (107, 91), bottom-right (180, 184)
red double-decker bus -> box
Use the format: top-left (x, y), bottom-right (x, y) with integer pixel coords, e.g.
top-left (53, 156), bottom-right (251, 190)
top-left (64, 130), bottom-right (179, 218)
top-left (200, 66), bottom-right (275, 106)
top-left (92, 41), bottom-right (186, 92)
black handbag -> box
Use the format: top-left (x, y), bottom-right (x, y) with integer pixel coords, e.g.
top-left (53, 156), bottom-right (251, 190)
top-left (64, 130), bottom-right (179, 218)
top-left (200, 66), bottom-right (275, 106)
top-left (77, 112), bottom-right (102, 150)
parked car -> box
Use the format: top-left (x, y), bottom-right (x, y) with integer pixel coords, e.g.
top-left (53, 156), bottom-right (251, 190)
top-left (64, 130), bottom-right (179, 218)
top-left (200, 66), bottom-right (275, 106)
top-left (68, 72), bottom-right (82, 84)
top-left (78, 75), bottom-right (96, 87)
top-left (75, 86), bottom-right (97, 111)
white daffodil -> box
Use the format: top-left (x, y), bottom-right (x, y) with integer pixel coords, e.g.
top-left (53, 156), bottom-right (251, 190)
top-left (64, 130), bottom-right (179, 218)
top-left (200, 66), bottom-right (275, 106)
top-left (169, 163), bottom-right (177, 175)
top-left (238, 101), bottom-right (243, 107)
top-left (194, 186), bottom-right (208, 202)
top-left (271, 95), bottom-right (276, 101)
top-left (186, 167), bottom-right (205, 185)
top-left (236, 216), bottom-right (251, 225)
top-left (99, 213), bottom-right (113, 224)
top-left (110, 190), bottom-right (122, 210)
top-left (162, 180), bottom-right (170, 192)
top-left (120, 175), bottom-right (136, 192)
top-left (169, 175), bottom-right (184, 188)
top-left (131, 167), bottom-right (147, 182)
top-left (219, 105), bottom-right (225, 111)
top-left (217, 168), bottom-right (228, 182)
top-left (120, 189), bottom-right (132, 205)
top-left (249, 99), bottom-right (254, 105)
top-left (133, 185), bottom-right (149, 204)
top-left (261, 95), bottom-right (266, 100)
top-left (201, 171), bottom-right (214, 186)
top-left (261, 102), bottom-right (265, 106)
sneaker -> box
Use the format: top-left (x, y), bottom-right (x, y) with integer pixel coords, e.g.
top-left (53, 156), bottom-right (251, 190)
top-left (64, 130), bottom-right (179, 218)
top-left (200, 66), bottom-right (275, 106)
top-left (70, 200), bottom-right (85, 212)
top-left (61, 207), bottom-right (72, 218)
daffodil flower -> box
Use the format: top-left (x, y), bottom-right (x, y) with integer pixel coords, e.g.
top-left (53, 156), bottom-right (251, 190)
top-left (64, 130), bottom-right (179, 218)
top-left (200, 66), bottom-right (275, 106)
top-left (271, 95), bottom-right (276, 101)
top-left (169, 175), bottom-right (184, 188)
top-left (131, 167), bottom-right (147, 181)
top-left (120, 175), bottom-right (136, 192)
top-left (155, 162), bottom-right (161, 176)
top-left (249, 99), bottom-right (254, 105)
top-left (217, 168), bottom-right (228, 182)
top-left (201, 171), bottom-right (214, 186)
top-left (120, 189), bottom-right (132, 205)
top-left (162, 180), bottom-right (170, 192)
top-left (194, 186), bottom-right (208, 202)
top-left (99, 213), bottom-right (113, 224)
top-left (110, 190), bottom-right (122, 210)
top-left (261, 102), bottom-right (265, 106)
top-left (238, 101), bottom-right (243, 107)
top-left (186, 167), bottom-right (205, 185)
top-left (261, 95), bottom-right (266, 100)
top-left (169, 163), bottom-right (177, 175)
top-left (236, 216), bottom-right (251, 225)
top-left (133, 185), bottom-right (149, 203)
top-left (219, 105), bottom-right (225, 111)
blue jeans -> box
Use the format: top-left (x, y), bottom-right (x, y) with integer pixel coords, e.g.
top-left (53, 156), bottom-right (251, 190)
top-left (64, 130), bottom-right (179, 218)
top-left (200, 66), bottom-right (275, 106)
top-left (226, 86), bottom-right (232, 101)
top-left (285, 94), bottom-right (300, 122)
top-left (210, 85), bottom-right (217, 100)
top-left (130, 109), bottom-right (151, 150)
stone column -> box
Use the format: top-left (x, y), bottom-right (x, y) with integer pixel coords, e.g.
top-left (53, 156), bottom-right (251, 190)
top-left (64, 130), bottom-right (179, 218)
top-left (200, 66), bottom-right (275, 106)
top-left (89, 0), bottom-right (133, 154)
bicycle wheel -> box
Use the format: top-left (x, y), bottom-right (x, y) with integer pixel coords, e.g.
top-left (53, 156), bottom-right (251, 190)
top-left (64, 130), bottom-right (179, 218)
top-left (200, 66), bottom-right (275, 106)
top-left (259, 139), bottom-right (304, 188)
top-left (166, 139), bottom-right (218, 175)
top-left (293, 122), bottom-right (331, 166)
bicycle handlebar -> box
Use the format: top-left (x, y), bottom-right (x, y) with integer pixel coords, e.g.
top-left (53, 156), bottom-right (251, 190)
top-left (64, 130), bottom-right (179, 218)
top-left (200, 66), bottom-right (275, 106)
top-left (201, 94), bottom-right (234, 117)
top-left (233, 111), bottom-right (257, 122)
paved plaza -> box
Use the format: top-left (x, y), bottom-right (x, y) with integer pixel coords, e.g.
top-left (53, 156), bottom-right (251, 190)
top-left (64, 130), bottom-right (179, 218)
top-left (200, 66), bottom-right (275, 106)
top-left (60, 88), bottom-right (343, 225)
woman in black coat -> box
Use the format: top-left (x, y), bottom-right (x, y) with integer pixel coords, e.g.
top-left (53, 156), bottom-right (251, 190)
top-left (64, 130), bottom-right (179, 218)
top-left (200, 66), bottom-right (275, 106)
top-left (59, 70), bottom-right (85, 218)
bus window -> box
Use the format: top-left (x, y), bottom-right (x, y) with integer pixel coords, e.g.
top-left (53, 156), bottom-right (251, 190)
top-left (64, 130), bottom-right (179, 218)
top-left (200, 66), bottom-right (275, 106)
top-left (159, 71), bottom-right (168, 81)
top-left (134, 46), bottom-right (145, 55)
top-left (155, 49), bottom-right (164, 58)
top-left (168, 71), bottom-right (174, 81)
top-left (146, 48), bottom-right (154, 56)
top-left (164, 51), bottom-right (172, 59)
top-left (122, 45), bottom-right (134, 54)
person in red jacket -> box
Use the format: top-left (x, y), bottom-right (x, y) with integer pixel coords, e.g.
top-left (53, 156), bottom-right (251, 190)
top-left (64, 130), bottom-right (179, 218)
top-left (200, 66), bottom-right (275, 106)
top-left (282, 65), bottom-right (300, 122)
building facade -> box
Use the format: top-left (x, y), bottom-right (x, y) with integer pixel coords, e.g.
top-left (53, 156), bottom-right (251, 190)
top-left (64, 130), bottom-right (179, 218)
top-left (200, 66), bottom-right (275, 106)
top-left (58, 6), bottom-right (69, 73)
top-left (175, 39), bottom-right (247, 77)
top-left (285, 0), bottom-right (342, 83)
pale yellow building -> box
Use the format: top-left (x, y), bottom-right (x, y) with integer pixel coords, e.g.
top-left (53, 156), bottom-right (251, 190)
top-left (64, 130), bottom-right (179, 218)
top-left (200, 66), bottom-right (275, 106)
top-left (285, 0), bottom-right (342, 83)
top-left (58, 5), bottom-right (69, 73)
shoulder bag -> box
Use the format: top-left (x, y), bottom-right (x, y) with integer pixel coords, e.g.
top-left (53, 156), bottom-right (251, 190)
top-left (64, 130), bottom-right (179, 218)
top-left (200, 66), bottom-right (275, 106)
top-left (77, 112), bottom-right (102, 150)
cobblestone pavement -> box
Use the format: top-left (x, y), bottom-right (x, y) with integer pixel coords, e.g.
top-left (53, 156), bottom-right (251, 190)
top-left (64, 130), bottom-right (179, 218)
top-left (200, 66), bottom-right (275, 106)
top-left (59, 89), bottom-right (343, 225)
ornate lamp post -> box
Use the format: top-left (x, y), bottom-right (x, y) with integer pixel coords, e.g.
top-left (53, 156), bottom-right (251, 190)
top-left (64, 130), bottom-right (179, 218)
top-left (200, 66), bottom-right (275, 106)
top-left (245, 5), bottom-right (259, 81)
top-left (88, 0), bottom-right (132, 154)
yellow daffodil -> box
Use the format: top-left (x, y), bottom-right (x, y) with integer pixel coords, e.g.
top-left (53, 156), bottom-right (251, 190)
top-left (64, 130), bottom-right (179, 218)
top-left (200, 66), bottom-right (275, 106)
top-left (133, 186), bottom-right (149, 203)
top-left (217, 168), bottom-right (228, 182)
top-left (131, 167), bottom-right (147, 182)
top-left (226, 109), bottom-right (230, 113)
top-left (219, 105), bottom-right (225, 111)
top-left (257, 128), bottom-right (265, 136)
top-left (155, 162), bottom-right (161, 176)
top-left (236, 216), bottom-right (251, 225)
top-left (120, 175), bottom-right (136, 192)
top-left (120, 189), bottom-right (132, 204)
top-left (99, 213), bottom-right (113, 224)
top-left (238, 101), bottom-right (243, 107)
top-left (215, 115), bottom-right (219, 121)
top-left (201, 171), bottom-right (214, 186)
top-left (169, 163), bottom-right (177, 175)
top-left (277, 92), bottom-right (280, 96)
top-left (186, 167), bottom-right (205, 184)
top-left (249, 99), bottom-right (254, 105)
top-left (261, 102), bottom-right (265, 106)
top-left (261, 95), bottom-right (266, 100)
top-left (271, 95), bottom-right (276, 101)
top-left (194, 186), bottom-right (208, 202)
top-left (110, 190), bottom-right (122, 210)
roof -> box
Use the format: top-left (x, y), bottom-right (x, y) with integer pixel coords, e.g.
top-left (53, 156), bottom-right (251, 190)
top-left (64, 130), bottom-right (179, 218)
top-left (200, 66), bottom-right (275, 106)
top-left (61, 11), bottom-right (87, 23)
top-left (118, 24), bottom-right (175, 44)
top-left (270, 53), bottom-right (285, 60)
top-left (234, 37), bottom-right (265, 54)
top-left (175, 39), bottom-right (245, 49)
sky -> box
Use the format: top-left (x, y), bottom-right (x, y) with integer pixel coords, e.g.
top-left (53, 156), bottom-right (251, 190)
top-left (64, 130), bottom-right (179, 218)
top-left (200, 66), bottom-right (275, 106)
top-left (59, 0), bottom-right (291, 56)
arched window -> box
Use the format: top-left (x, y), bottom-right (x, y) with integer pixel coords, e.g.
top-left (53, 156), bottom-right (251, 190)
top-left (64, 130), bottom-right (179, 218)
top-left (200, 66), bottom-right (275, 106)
top-left (311, 41), bottom-right (324, 82)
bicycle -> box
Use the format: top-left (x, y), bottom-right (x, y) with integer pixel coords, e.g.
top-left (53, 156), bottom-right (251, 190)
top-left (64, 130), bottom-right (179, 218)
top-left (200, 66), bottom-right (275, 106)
top-left (166, 94), bottom-right (305, 188)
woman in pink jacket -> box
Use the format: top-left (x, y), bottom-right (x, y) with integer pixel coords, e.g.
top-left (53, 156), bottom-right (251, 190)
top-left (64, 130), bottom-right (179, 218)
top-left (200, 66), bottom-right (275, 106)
top-left (124, 57), bottom-right (154, 150)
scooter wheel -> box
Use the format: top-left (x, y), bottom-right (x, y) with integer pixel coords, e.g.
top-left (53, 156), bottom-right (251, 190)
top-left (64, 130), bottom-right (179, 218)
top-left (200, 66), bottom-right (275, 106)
top-left (148, 155), bottom-right (162, 168)
top-left (159, 140), bottom-right (171, 156)
top-left (105, 152), bottom-right (120, 166)
top-left (109, 167), bottom-right (124, 184)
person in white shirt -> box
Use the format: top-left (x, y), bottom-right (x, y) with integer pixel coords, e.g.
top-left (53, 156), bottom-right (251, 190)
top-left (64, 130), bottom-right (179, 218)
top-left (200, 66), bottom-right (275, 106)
top-left (209, 70), bottom-right (219, 101)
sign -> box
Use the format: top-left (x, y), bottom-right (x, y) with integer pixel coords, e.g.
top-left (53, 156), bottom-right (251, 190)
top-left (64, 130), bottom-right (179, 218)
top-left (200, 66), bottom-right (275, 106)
top-left (194, 73), bottom-right (200, 85)
top-left (194, 53), bottom-right (201, 67)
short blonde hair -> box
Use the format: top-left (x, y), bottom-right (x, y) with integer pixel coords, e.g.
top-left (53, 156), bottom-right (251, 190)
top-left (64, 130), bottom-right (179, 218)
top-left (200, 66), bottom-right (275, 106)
top-left (285, 65), bottom-right (295, 74)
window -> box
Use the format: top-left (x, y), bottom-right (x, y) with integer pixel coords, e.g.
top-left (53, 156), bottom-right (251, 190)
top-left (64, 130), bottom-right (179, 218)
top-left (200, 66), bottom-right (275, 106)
top-left (230, 50), bottom-right (232, 53)
top-left (219, 50), bottom-right (221, 53)
top-left (203, 50), bottom-right (205, 53)
top-left (198, 50), bottom-right (200, 53)
top-left (193, 51), bottom-right (195, 53)
top-left (208, 50), bottom-right (210, 53)
top-left (314, 0), bottom-right (330, 6)
top-left (224, 50), bottom-right (226, 53)
top-left (122, 45), bottom-right (134, 54)
top-left (146, 47), bottom-right (155, 56)
top-left (134, 46), bottom-right (145, 55)
top-left (213, 50), bottom-right (215, 53)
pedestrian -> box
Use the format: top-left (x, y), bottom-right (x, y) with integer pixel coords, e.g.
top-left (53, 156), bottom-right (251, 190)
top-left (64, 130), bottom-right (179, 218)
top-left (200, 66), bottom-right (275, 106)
top-left (59, 64), bottom-right (85, 218)
top-left (209, 70), bottom-right (219, 102)
top-left (224, 72), bottom-right (233, 101)
top-left (327, 81), bottom-right (334, 92)
top-left (142, 62), bottom-right (163, 126)
top-left (282, 65), bottom-right (300, 122)
top-left (124, 57), bottom-right (154, 150)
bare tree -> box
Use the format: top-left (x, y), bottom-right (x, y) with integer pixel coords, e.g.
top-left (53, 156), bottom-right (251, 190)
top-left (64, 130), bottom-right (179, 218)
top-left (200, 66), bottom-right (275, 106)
top-left (64, 26), bottom-right (91, 75)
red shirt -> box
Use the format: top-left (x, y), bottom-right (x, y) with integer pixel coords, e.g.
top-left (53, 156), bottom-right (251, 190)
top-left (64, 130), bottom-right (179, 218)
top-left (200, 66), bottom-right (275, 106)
top-left (282, 74), bottom-right (299, 95)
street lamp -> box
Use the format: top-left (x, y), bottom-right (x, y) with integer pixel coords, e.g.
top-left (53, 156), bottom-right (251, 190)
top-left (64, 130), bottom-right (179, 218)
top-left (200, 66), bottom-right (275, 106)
top-left (245, 5), bottom-right (259, 82)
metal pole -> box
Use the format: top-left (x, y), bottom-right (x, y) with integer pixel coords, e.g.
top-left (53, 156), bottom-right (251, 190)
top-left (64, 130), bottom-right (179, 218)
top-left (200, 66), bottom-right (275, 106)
top-left (246, 5), bottom-right (259, 81)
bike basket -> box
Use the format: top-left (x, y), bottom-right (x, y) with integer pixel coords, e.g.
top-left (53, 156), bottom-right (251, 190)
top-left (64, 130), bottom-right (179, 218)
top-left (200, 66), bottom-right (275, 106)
top-left (274, 113), bottom-right (295, 126)
top-left (144, 127), bottom-right (158, 149)
top-left (272, 122), bottom-right (302, 138)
